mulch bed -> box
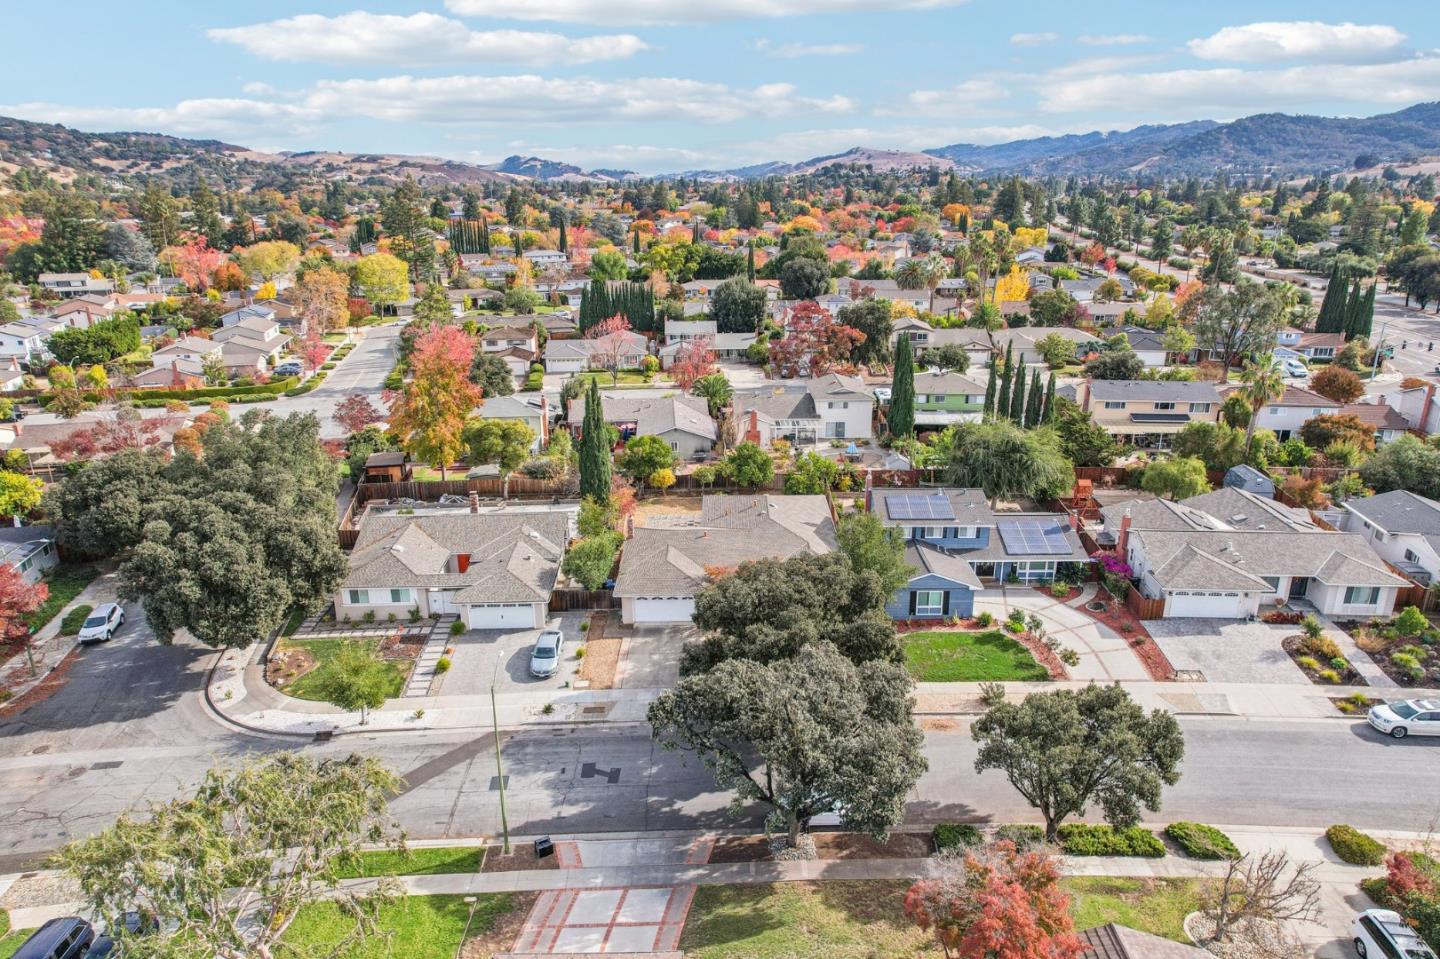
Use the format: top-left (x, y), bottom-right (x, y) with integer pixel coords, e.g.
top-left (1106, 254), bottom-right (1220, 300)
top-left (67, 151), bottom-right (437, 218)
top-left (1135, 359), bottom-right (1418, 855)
top-left (708, 832), bottom-right (932, 863)
top-left (0, 647), bottom-right (81, 719)
top-left (1074, 593), bottom-right (1176, 681)
top-left (1035, 584), bottom-right (1083, 602)
top-left (1011, 629), bottom-right (1069, 680)
top-left (895, 617), bottom-right (985, 633)
top-left (265, 646), bottom-right (318, 687)
top-left (378, 631), bottom-right (426, 662)
top-left (481, 844), bottom-right (560, 872)
top-left (1346, 624), bottom-right (1440, 688)
top-left (578, 611), bottom-right (621, 689)
top-left (1280, 635), bottom-right (1368, 686)
top-left (1331, 694), bottom-right (1381, 716)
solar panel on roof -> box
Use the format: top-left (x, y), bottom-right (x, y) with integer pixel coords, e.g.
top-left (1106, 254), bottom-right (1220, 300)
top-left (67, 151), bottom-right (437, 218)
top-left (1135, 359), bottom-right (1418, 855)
top-left (997, 521), bottom-right (1072, 555)
top-left (885, 493), bottom-right (955, 521)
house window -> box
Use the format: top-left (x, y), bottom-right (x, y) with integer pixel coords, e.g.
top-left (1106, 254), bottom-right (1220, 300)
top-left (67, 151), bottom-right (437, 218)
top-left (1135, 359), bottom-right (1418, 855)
top-left (1405, 549), bottom-right (1420, 563)
top-left (389, 588), bottom-right (412, 604)
top-left (932, 394), bottom-right (946, 402)
top-left (1103, 401), bottom-right (1125, 410)
top-left (1154, 402), bottom-right (1175, 411)
top-left (348, 589), bottom-right (369, 605)
top-left (954, 526), bottom-right (975, 539)
top-left (1268, 406), bottom-right (1281, 414)
top-left (1189, 403), bottom-right (1211, 413)
top-left (1262, 576), bottom-right (1281, 592)
top-left (915, 590), bottom-right (944, 616)
top-left (1344, 586), bottom-right (1381, 606)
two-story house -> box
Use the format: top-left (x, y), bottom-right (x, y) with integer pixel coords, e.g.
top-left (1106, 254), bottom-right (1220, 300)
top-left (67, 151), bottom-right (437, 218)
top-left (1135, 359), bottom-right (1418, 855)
top-left (868, 488), bottom-right (1090, 620)
top-left (663, 319), bottom-right (717, 344)
top-left (905, 370), bottom-right (987, 428)
top-left (37, 273), bottom-right (115, 299)
top-left (1073, 379), bottom-right (1222, 449)
top-left (0, 322), bottom-right (52, 364)
top-left (734, 373), bottom-right (874, 446)
top-left (1220, 384), bottom-right (1339, 441)
top-left (1340, 490), bottom-right (1440, 586)
top-left (522, 249), bottom-right (568, 269)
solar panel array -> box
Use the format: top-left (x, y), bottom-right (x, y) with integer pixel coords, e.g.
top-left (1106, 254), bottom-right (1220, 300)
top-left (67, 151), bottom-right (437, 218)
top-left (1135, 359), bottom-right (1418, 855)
top-left (885, 493), bottom-right (956, 522)
top-left (997, 521), bottom-right (1072, 555)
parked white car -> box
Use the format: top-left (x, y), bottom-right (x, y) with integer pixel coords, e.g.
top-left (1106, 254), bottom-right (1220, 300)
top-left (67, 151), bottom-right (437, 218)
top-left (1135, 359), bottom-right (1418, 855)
top-left (528, 629), bottom-right (565, 678)
top-left (77, 603), bottom-right (124, 644)
top-left (1283, 359), bottom-right (1309, 378)
top-left (1350, 907), bottom-right (1437, 958)
top-left (1367, 699), bottom-right (1440, 739)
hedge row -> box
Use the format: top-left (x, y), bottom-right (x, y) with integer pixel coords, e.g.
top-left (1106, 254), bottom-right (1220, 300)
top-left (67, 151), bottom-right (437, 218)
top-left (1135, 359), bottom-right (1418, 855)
top-left (1164, 822), bottom-right (1240, 860)
top-left (39, 377), bottom-right (300, 406)
top-left (1326, 824), bottom-right (1386, 866)
top-left (284, 372), bottom-right (328, 397)
top-left (1056, 824), bottom-right (1165, 858)
top-left (932, 823), bottom-right (983, 852)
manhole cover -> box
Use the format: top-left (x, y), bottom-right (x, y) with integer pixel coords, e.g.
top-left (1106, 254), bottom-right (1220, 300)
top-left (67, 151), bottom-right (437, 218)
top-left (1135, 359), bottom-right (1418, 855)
top-left (1174, 669), bottom-right (1206, 683)
top-left (90, 761), bottom-right (123, 770)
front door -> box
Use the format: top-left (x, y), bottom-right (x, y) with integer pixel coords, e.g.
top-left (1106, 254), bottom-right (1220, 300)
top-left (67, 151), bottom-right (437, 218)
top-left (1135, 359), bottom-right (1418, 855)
top-left (974, 562), bottom-right (996, 580)
top-left (1288, 577), bottom-right (1309, 599)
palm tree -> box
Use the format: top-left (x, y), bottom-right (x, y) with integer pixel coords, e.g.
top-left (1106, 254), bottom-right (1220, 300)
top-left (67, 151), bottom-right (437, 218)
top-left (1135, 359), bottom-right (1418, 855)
top-left (1179, 226), bottom-right (1203, 281)
top-left (895, 253), bottom-right (947, 314)
top-left (1238, 353), bottom-right (1287, 455)
top-left (691, 372), bottom-right (733, 420)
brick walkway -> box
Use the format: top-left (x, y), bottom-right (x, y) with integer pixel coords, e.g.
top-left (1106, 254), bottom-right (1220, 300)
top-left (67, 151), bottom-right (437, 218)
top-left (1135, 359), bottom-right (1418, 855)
top-left (510, 885), bottom-right (696, 954)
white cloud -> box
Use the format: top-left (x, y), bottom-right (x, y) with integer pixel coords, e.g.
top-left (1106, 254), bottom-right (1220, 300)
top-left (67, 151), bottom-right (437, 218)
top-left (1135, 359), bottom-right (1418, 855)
top-left (1009, 32), bottom-right (1057, 47)
top-left (1079, 33), bottom-right (1152, 46)
top-left (1188, 21), bottom-right (1406, 63)
top-left (208, 12), bottom-right (647, 65)
top-left (0, 99), bottom-right (318, 141)
top-left (1037, 56), bottom-right (1440, 114)
top-left (754, 39), bottom-right (864, 57)
top-left (473, 141), bottom-right (710, 170)
top-left (890, 80), bottom-right (1010, 116)
top-left (444, 0), bottom-right (965, 25)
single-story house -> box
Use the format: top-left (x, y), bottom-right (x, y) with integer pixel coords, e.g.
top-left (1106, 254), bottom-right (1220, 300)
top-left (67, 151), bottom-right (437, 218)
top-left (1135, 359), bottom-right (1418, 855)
top-left (1121, 328), bottom-right (1169, 368)
top-left (543, 331), bottom-right (649, 373)
top-left (612, 494), bottom-right (836, 624)
top-left (131, 358), bottom-right (205, 389)
top-left (337, 506), bottom-right (568, 630)
top-left (1338, 403), bottom-right (1411, 444)
top-left (474, 394), bottom-right (549, 450)
top-left (1078, 923), bottom-right (1209, 959)
top-left (567, 393), bottom-right (716, 460)
top-left (0, 524), bottom-right (58, 585)
top-left (1340, 489), bottom-right (1440, 586)
top-left (151, 335), bottom-right (222, 366)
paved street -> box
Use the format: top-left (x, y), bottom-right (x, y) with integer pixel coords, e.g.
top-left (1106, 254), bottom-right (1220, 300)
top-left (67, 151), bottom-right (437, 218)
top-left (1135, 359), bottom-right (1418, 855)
top-left (4, 617), bottom-right (1440, 871)
top-left (268, 324), bottom-right (400, 437)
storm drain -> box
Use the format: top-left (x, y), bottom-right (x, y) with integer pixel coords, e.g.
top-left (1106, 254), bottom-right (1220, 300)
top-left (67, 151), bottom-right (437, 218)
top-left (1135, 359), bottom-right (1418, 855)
top-left (90, 761), bottom-right (123, 770)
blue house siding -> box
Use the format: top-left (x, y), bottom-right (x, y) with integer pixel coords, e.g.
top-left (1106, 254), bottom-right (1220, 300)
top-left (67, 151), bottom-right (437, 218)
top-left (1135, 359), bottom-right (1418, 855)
top-left (888, 573), bottom-right (977, 620)
top-left (907, 527), bottom-right (991, 551)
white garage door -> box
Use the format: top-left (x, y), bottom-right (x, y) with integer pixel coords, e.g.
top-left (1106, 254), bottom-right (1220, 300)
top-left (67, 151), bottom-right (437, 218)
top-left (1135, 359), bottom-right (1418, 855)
top-left (1167, 590), bottom-right (1247, 618)
top-left (633, 597), bottom-right (696, 624)
top-left (467, 603), bottom-right (535, 629)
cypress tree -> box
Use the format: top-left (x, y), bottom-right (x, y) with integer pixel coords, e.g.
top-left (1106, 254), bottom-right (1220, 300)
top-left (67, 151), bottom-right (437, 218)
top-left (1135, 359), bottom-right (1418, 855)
top-left (1025, 369), bottom-right (1043, 427)
top-left (890, 336), bottom-right (916, 438)
top-left (1044, 372), bottom-right (1057, 424)
top-left (998, 355), bottom-right (1013, 418)
top-left (633, 230), bottom-right (641, 255)
top-left (1316, 266), bottom-right (1343, 333)
top-left (579, 379), bottom-right (612, 503)
top-left (746, 245), bottom-right (756, 282)
top-left (1353, 282), bottom-right (1376, 340)
top-left (558, 218), bottom-right (568, 253)
top-left (1342, 281), bottom-right (1362, 340)
top-left (983, 360), bottom-right (998, 416)
top-left (1009, 362), bottom-right (1026, 423)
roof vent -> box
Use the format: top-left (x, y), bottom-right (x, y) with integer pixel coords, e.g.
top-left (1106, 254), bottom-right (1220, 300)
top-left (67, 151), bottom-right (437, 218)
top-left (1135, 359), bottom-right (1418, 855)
top-left (1230, 514), bottom-right (1248, 523)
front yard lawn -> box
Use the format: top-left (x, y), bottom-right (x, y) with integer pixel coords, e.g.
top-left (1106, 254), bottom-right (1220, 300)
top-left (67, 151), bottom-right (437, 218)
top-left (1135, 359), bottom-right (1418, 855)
top-left (283, 892), bottom-right (523, 959)
top-left (1062, 876), bottom-right (1207, 942)
top-left (903, 630), bottom-right (1049, 682)
top-left (334, 846), bottom-right (485, 879)
top-left (277, 639), bottom-right (407, 702)
top-left (572, 370), bottom-right (652, 386)
top-left (0, 911), bottom-right (35, 959)
top-left (24, 565), bottom-right (101, 633)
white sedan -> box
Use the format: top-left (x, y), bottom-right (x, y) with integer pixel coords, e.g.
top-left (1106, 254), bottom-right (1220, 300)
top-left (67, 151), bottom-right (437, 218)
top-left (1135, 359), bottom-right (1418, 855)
top-left (1350, 908), bottom-right (1437, 958)
top-left (1367, 699), bottom-right (1440, 739)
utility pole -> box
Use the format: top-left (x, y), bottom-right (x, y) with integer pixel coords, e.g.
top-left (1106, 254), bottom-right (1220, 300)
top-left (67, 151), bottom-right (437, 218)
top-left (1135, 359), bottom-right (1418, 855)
top-left (1371, 321), bottom-right (1389, 380)
top-left (490, 683), bottom-right (511, 854)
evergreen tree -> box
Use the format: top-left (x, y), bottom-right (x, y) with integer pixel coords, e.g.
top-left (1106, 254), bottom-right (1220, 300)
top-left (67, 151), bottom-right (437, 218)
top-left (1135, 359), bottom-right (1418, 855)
top-left (1316, 266), bottom-right (1344, 333)
top-left (1348, 282), bottom-right (1376, 340)
top-left (889, 336), bottom-right (915, 439)
top-left (1044, 372), bottom-right (1057, 424)
top-left (1008, 362), bottom-right (1027, 423)
top-left (1025, 369), bottom-right (1044, 427)
top-left (558, 218), bottom-right (568, 253)
top-left (983, 360), bottom-right (998, 416)
top-left (1342, 281), bottom-right (1362, 340)
top-left (998, 355), bottom-right (1013, 419)
top-left (746, 245), bottom-right (756, 282)
top-left (633, 230), bottom-right (641, 255)
top-left (579, 379), bottom-right (612, 502)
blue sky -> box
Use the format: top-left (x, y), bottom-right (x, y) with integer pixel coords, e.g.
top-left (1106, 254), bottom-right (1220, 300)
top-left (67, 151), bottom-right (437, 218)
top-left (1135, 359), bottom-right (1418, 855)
top-left (4, 1), bottom-right (1439, 173)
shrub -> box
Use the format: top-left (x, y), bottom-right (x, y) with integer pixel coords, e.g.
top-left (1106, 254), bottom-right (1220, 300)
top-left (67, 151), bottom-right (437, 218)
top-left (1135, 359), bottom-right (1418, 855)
top-left (449, 620), bottom-right (465, 636)
top-left (1301, 614), bottom-right (1324, 640)
top-left (60, 603), bottom-right (94, 636)
top-left (1326, 824), bottom-right (1386, 866)
top-left (1329, 657), bottom-right (1350, 672)
top-left (1050, 583), bottom-right (1070, 598)
top-left (976, 611), bottom-right (995, 627)
top-left (1301, 634), bottom-right (1343, 661)
top-left (932, 823), bottom-right (983, 852)
top-left (434, 657), bottom-right (451, 674)
top-left (1394, 606), bottom-right (1428, 637)
top-left (1007, 607), bottom-right (1026, 625)
top-left (1296, 655), bottom-right (1321, 672)
top-left (995, 824), bottom-right (1045, 850)
top-left (1317, 668), bottom-right (1342, 684)
top-left (1056, 824), bottom-right (1165, 858)
top-left (1164, 822), bottom-right (1241, 860)
top-left (978, 681), bottom-right (1006, 708)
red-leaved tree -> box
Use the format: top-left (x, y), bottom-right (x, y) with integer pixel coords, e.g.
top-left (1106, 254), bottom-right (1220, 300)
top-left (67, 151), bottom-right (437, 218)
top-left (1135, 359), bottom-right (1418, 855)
top-left (669, 335), bottom-right (716, 390)
top-left (388, 325), bottom-right (481, 479)
top-left (172, 236), bottom-right (225, 292)
top-left (769, 301), bottom-right (865, 377)
top-left (333, 394), bottom-right (385, 435)
top-left (0, 564), bottom-right (49, 675)
top-left (586, 314), bottom-right (636, 385)
top-left (903, 841), bottom-right (1086, 959)
top-left (49, 408), bottom-right (171, 462)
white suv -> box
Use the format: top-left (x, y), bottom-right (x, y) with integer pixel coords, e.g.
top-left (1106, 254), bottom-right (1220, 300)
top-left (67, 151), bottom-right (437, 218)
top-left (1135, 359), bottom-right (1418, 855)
top-left (1350, 908), bottom-right (1437, 958)
top-left (77, 603), bottom-right (124, 644)
top-left (1367, 700), bottom-right (1440, 739)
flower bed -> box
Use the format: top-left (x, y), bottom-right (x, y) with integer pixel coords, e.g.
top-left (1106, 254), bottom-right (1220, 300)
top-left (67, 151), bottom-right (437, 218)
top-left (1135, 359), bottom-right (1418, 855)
top-left (1281, 635), bottom-right (1367, 686)
top-left (1344, 616), bottom-right (1440, 687)
top-left (1074, 593), bottom-right (1175, 681)
top-left (1260, 609), bottom-right (1304, 625)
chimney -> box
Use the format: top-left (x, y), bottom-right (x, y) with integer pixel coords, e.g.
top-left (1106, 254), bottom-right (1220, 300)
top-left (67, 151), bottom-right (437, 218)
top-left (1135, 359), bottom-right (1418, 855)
top-left (1424, 382), bottom-right (1437, 435)
top-left (1081, 378), bottom-right (1093, 413)
top-left (624, 513), bottom-right (634, 540)
top-left (538, 393), bottom-right (550, 444)
top-left (455, 553), bottom-right (471, 573)
top-left (469, 491), bottom-right (480, 513)
top-left (1118, 510), bottom-right (1132, 554)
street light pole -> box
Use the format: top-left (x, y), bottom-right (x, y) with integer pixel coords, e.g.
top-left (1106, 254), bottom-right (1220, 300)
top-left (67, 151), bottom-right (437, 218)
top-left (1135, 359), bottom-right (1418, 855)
top-left (1371, 321), bottom-right (1389, 380)
top-left (490, 682), bottom-right (511, 855)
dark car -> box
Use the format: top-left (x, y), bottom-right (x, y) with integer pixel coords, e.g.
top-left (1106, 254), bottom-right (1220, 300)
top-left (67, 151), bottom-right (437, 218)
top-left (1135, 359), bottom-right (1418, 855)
top-left (82, 912), bottom-right (157, 958)
top-left (12, 917), bottom-right (96, 959)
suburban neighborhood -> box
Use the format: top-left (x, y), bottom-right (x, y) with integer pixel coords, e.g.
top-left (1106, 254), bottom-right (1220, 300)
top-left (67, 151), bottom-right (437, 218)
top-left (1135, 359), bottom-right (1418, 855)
top-left (2, 7), bottom-right (1440, 959)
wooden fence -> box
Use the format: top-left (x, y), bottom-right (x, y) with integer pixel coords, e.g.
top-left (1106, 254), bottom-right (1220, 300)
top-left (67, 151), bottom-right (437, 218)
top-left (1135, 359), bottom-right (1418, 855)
top-left (1394, 581), bottom-right (1432, 614)
top-left (1072, 466), bottom-right (1137, 488)
top-left (548, 589), bottom-right (620, 612)
top-left (1125, 583), bottom-right (1166, 620)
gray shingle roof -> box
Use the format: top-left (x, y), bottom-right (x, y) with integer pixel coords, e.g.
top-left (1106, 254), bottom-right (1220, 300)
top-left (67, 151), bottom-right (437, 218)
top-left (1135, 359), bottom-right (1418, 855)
top-left (1078, 924), bottom-right (1209, 959)
top-left (613, 495), bottom-right (835, 597)
top-left (871, 488), bottom-right (994, 528)
top-left (905, 543), bottom-right (983, 588)
top-left (1343, 490), bottom-right (1440, 534)
top-left (344, 510), bottom-right (567, 602)
top-left (566, 394), bottom-right (715, 441)
top-left (907, 370), bottom-right (987, 395)
top-left (1179, 488), bottom-right (1320, 532)
top-left (1133, 529), bottom-right (1406, 589)
top-left (1087, 380), bottom-right (1222, 403)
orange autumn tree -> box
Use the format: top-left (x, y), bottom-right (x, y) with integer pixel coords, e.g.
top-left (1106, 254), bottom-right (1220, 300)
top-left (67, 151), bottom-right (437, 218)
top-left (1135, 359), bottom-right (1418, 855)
top-left (171, 236), bottom-right (225, 292)
top-left (388, 325), bottom-right (481, 479)
top-left (904, 841), bottom-right (1086, 959)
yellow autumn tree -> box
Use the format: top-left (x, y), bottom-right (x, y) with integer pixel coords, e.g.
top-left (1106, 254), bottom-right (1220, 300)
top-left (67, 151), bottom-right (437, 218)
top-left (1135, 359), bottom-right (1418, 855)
top-left (993, 265), bottom-right (1030, 304)
top-left (785, 215), bottom-right (825, 234)
top-left (256, 281), bottom-right (278, 300)
top-left (1013, 226), bottom-right (1049, 248)
top-left (941, 203), bottom-right (971, 227)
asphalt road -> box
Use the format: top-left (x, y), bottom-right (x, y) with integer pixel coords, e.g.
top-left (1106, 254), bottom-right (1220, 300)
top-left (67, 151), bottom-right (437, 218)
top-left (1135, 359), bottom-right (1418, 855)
top-left (4, 619), bottom-right (1439, 870)
top-left (266, 324), bottom-right (400, 438)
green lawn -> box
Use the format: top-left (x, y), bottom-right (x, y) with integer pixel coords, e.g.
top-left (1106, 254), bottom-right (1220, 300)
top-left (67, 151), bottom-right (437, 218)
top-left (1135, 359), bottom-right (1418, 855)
top-left (335, 846), bottom-right (485, 879)
top-left (24, 565), bottom-right (101, 633)
top-left (572, 370), bottom-right (652, 386)
top-left (902, 630), bottom-right (1049, 682)
top-left (279, 607), bottom-right (306, 637)
top-left (0, 911), bottom-right (34, 959)
top-left (283, 893), bottom-right (520, 959)
top-left (278, 639), bottom-right (408, 702)
top-left (1062, 876), bottom-right (1207, 942)
top-left (678, 877), bottom-right (1208, 959)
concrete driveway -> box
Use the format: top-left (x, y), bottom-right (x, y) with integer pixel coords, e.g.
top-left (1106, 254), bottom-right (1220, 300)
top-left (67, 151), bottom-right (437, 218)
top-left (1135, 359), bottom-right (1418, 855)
top-left (615, 625), bottom-right (689, 688)
top-left (1146, 619), bottom-right (1308, 684)
top-left (974, 588), bottom-right (1150, 682)
top-left (438, 612), bottom-right (589, 694)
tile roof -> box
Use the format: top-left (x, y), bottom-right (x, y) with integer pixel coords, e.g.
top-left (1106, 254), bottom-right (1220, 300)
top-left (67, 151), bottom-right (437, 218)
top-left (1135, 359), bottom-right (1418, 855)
top-left (613, 494), bottom-right (835, 598)
top-left (344, 510), bottom-right (568, 603)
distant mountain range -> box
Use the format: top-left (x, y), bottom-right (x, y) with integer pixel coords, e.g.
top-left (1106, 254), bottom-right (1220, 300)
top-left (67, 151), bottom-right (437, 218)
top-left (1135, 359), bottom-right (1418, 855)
top-left (2, 103), bottom-right (1439, 189)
